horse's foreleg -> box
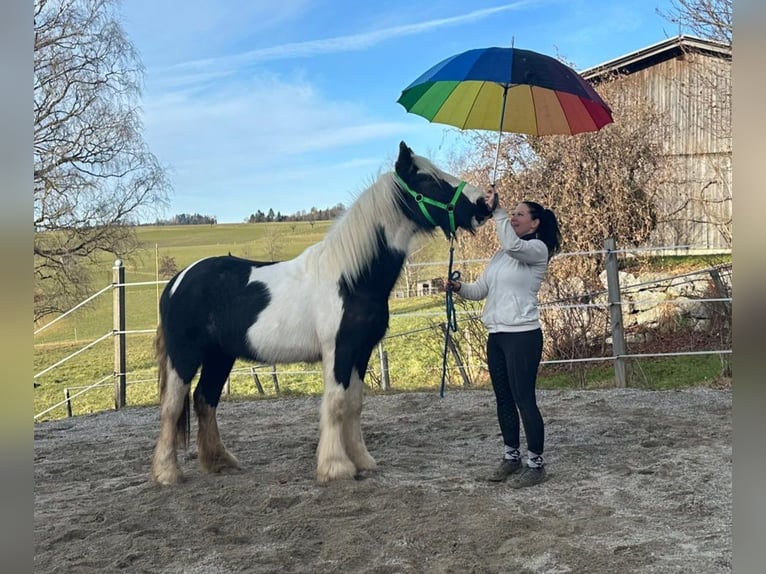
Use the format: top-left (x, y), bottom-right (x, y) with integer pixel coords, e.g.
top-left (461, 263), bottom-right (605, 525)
top-left (317, 357), bottom-right (357, 483)
top-left (151, 361), bottom-right (188, 485)
top-left (194, 355), bottom-right (240, 474)
top-left (342, 370), bottom-right (376, 471)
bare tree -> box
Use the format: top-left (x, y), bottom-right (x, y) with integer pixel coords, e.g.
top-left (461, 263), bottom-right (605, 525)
top-left (34, 0), bottom-right (170, 321)
top-left (264, 227), bottom-right (284, 262)
top-left (158, 255), bottom-right (178, 280)
top-left (657, 0), bottom-right (732, 43)
top-left (445, 79), bottom-right (669, 381)
top-left (453, 77), bottom-right (666, 260)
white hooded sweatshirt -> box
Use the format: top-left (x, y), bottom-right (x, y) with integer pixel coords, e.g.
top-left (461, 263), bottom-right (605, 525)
top-left (457, 207), bottom-right (549, 333)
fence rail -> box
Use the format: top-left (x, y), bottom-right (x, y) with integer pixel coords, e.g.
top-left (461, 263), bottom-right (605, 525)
top-left (33, 240), bottom-right (732, 420)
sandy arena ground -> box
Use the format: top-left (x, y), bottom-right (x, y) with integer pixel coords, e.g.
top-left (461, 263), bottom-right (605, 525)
top-left (34, 387), bottom-right (731, 573)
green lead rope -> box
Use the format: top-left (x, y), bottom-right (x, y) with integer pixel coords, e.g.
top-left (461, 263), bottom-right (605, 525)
top-left (394, 173), bottom-right (466, 395)
top-left (440, 237), bottom-right (461, 397)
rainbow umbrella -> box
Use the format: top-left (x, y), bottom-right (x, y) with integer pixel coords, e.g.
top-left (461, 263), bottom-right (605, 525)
top-left (397, 46), bottom-right (614, 181)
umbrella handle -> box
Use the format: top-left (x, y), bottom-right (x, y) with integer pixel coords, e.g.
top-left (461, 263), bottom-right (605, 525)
top-left (492, 85), bottom-right (509, 186)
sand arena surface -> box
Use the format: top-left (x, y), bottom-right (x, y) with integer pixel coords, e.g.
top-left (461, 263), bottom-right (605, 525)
top-left (34, 388), bottom-right (731, 573)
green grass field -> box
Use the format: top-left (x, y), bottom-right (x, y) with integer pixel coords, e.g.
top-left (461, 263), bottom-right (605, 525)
top-left (33, 221), bottom-right (730, 422)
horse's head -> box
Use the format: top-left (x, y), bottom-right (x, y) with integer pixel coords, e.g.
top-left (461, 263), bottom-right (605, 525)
top-left (394, 141), bottom-right (494, 238)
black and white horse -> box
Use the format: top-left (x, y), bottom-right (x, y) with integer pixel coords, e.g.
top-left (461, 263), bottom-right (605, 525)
top-left (151, 141), bottom-right (494, 485)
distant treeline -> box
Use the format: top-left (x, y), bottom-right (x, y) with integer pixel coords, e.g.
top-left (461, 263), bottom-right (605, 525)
top-left (246, 203), bottom-right (346, 223)
top-left (151, 213), bottom-right (217, 225)
top-left (149, 204), bottom-right (347, 226)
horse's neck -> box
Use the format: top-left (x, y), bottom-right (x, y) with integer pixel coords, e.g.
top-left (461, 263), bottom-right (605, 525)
top-left (319, 173), bottom-right (419, 285)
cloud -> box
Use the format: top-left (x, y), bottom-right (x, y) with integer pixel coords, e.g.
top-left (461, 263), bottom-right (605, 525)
top-left (135, 1), bottom-right (552, 221)
top-left (162, 1), bottom-right (538, 77)
top-left (141, 1), bottom-right (546, 162)
top-left (121, 0), bottom-right (314, 67)
top-left (143, 72), bottom-right (414, 163)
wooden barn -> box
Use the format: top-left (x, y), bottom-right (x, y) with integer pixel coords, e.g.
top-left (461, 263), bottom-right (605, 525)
top-left (582, 35), bottom-right (732, 252)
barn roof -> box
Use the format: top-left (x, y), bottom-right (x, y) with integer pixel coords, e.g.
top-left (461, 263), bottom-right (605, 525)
top-left (581, 35), bottom-right (731, 82)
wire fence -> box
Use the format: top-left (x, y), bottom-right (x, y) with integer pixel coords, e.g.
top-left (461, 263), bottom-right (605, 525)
top-left (33, 244), bottom-right (732, 421)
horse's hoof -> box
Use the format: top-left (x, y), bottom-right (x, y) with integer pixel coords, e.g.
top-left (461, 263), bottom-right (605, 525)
top-left (317, 459), bottom-right (357, 483)
top-left (200, 449), bottom-right (240, 474)
top-left (152, 464), bottom-right (183, 485)
top-left (353, 454), bottom-right (377, 471)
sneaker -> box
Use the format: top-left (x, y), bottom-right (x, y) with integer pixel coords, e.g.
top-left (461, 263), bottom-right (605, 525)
top-left (509, 465), bottom-right (547, 488)
top-left (488, 458), bottom-right (522, 482)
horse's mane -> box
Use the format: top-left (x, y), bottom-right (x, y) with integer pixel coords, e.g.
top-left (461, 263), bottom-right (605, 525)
top-left (318, 171), bottom-right (409, 284)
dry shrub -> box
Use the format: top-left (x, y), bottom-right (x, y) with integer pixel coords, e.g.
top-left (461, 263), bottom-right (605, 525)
top-left (540, 256), bottom-right (610, 357)
top-left (158, 255), bottom-right (178, 280)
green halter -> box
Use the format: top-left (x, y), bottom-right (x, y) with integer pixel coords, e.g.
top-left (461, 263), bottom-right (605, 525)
top-left (394, 174), bottom-right (466, 238)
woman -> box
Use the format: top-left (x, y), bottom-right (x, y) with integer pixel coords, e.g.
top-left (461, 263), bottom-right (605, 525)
top-left (449, 187), bottom-right (561, 488)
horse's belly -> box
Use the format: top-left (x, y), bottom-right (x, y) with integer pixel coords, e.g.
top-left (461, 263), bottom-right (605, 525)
top-left (247, 321), bottom-right (322, 363)
top-left (245, 312), bottom-right (323, 364)
top-left (244, 264), bottom-right (341, 364)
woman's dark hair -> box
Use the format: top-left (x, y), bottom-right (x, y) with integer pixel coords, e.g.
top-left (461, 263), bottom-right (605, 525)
top-left (524, 201), bottom-right (561, 260)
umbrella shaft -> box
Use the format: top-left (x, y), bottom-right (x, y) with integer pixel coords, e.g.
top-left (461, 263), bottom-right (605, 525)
top-left (492, 85), bottom-right (509, 185)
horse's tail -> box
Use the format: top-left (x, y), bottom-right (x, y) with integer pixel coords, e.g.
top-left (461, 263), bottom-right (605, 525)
top-left (155, 323), bottom-right (190, 450)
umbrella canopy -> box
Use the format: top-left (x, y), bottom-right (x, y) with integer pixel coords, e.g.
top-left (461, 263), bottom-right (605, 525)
top-left (397, 47), bottom-right (613, 137)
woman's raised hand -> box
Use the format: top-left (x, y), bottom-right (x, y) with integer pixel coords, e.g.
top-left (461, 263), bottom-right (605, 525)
top-left (485, 185), bottom-right (499, 211)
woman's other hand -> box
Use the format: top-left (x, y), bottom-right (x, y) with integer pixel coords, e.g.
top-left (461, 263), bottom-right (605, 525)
top-left (446, 279), bottom-right (461, 292)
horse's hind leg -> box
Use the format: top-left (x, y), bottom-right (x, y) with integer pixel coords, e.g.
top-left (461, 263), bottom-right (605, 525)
top-left (342, 369), bottom-right (376, 471)
top-left (193, 350), bottom-right (240, 474)
top-left (152, 356), bottom-right (191, 485)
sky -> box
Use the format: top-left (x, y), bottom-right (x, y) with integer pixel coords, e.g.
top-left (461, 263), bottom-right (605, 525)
top-left (119, 0), bottom-right (681, 224)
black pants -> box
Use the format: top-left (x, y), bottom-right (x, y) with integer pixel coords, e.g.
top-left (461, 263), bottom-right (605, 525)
top-left (486, 329), bottom-right (544, 455)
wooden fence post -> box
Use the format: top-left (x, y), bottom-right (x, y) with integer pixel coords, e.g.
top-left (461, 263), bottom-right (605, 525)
top-left (250, 367), bottom-right (265, 395)
top-left (113, 259), bottom-right (127, 408)
top-left (708, 267), bottom-right (732, 377)
top-left (378, 343), bottom-right (390, 390)
top-left (271, 365), bottom-right (279, 393)
top-left (604, 238), bottom-right (627, 388)
top-left (64, 388), bottom-right (73, 418)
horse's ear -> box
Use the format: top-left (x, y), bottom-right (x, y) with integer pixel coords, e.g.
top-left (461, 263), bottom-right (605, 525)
top-left (396, 141), bottom-right (414, 176)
